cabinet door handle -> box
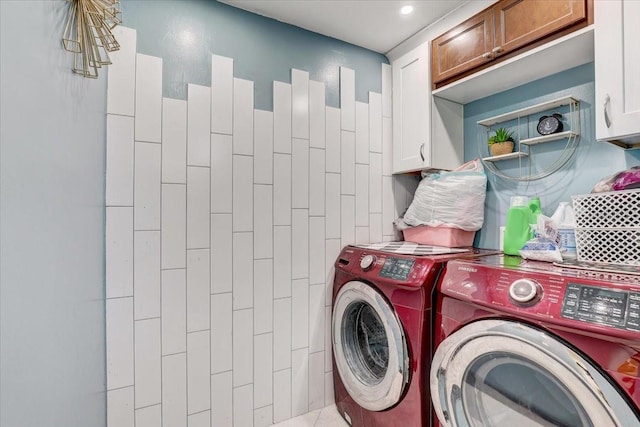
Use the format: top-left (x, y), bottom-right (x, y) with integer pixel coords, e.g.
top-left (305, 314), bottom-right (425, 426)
top-left (492, 46), bottom-right (503, 55)
top-left (604, 94), bottom-right (612, 128)
top-left (419, 143), bottom-right (425, 162)
top-left (482, 52), bottom-right (492, 60)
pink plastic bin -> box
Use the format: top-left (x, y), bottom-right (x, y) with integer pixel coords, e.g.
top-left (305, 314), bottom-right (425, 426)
top-left (402, 225), bottom-right (476, 247)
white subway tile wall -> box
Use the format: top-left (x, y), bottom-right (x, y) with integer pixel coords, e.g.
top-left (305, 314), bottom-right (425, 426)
top-left (105, 26), bottom-right (407, 426)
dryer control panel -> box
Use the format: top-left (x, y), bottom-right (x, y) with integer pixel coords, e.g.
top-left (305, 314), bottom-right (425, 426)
top-left (561, 283), bottom-right (640, 331)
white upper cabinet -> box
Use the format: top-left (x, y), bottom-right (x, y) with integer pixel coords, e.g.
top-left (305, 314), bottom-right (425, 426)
top-left (594, 0), bottom-right (640, 148)
top-left (392, 42), bottom-right (463, 174)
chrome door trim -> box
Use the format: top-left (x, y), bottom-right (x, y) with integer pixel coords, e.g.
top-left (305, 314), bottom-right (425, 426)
top-left (430, 319), bottom-right (639, 427)
top-left (332, 281), bottom-right (409, 411)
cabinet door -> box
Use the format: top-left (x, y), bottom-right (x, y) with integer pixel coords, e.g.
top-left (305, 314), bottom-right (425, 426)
top-left (431, 9), bottom-right (494, 86)
top-left (594, 0), bottom-right (640, 144)
top-left (494, 0), bottom-right (586, 57)
top-left (393, 43), bottom-right (430, 173)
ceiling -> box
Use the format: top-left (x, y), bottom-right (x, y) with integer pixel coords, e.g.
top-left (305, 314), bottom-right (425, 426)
top-left (218, 0), bottom-right (467, 54)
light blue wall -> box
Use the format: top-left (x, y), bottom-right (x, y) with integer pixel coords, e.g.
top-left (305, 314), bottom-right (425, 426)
top-left (121, 0), bottom-right (389, 111)
top-left (0, 1), bottom-right (106, 427)
top-left (464, 62), bottom-right (640, 250)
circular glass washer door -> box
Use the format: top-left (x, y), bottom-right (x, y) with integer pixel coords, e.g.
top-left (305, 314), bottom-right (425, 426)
top-left (430, 319), bottom-right (640, 427)
top-left (332, 281), bottom-right (409, 411)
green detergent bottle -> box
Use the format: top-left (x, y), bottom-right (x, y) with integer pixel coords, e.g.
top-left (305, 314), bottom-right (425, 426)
top-left (503, 196), bottom-right (533, 256)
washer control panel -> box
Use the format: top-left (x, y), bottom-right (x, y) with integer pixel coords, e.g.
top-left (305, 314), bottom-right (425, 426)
top-left (379, 257), bottom-right (415, 281)
top-left (561, 283), bottom-right (640, 331)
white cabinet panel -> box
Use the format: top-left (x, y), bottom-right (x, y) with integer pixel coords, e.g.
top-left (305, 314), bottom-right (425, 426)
top-left (355, 102), bottom-right (369, 164)
top-left (186, 249), bottom-right (210, 333)
top-left (254, 109), bottom-right (274, 184)
top-left (107, 26), bottom-right (136, 116)
top-left (161, 269), bottom-right (186, 355)
top-left (106, 115), bottom-right (134, 206)
top-left (292, 69), bottom-right (310, 139)
top-left (135, 54), bottom-right (162, 143)
top-left (210, 293), bottom-right (233, 373)
top-left (233, 78), bottom-right (254, 155)
top-left (106, 207), bottom-right (133, 298)
top-left (187, 84), bottom-right (211, 167)
top-left (211, 54), bottom-right (233, 135)
top-left (162, 98), bottom-right (187, 184)
top-left (211, 133), bottom-right (233, 213)
top-left (595, 0), bottom-right (640, 145)
top-left (309, 80), bottom-right (326, 149)
top-left (106, 297), bottom-right (134, 390)
top-left (187, 331), bottom-right (210, 414)
top-left (274, 81), bottom-right (292, 153)
top-left (340, 67), bottom-right (355, 131)
top-left (187, 166), bottom-right (210, 249)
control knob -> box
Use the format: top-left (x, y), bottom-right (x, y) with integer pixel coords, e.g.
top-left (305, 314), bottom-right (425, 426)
top-left (360, 254), bottom-right (376, 271)
top-left (509, 278), bottom-right (541, 304)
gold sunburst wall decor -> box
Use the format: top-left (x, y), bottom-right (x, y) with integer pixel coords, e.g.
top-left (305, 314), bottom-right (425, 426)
top-left (62, 0), bottom-right (122, 78)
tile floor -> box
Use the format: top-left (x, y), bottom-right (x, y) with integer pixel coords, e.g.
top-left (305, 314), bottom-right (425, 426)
top-left (270, 405), bottom-right (349, 426)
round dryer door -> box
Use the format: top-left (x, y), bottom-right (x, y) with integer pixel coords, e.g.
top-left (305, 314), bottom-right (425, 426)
top-left (431, 320), bottom-right (640, 427)
top-left (332, 281), bottom-right (409, 411)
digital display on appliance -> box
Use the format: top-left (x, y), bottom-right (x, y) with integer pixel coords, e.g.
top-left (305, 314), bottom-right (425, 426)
top-left (561, 283), bottom-right (640, 331)
top-left (379, 257), bottom-right (415, 281)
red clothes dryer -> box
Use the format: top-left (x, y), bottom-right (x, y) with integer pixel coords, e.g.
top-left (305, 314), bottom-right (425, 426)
top-left (331, 242), bottom-right (496, 427)
top-left (431, 255), bottom-right (640, 427)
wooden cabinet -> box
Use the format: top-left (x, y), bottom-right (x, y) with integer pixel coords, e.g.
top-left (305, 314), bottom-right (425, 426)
top-left (432, 0), bottom-right (589, 88)
top-left (594, 0), bottom-right (640, 149)
top-left (392, 42), bottom-right (463, 174)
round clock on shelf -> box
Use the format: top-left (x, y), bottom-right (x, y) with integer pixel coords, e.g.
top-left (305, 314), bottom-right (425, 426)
top-left (537, 113), bottom-right (564, 135)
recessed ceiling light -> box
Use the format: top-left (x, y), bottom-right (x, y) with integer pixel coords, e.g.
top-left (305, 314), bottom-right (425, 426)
top-left (400, 5), bottom-right (414, 15)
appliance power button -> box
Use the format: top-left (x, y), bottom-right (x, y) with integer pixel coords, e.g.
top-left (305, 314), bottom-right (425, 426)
top-left (360, 254), bottom-right (376, 271)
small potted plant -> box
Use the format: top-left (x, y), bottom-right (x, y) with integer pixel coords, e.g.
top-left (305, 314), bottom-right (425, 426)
top-left (488, 127), bottom-right (515, 156)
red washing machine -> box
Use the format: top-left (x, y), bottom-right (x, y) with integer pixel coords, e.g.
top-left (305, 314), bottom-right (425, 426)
top-left (430, 255), bottom-right (640, 427)
top-left (331, 242), bottom-right (497, 427)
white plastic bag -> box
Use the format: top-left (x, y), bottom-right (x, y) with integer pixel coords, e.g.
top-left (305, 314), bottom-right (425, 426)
top-left (403, 159), bottom-right (487, 231)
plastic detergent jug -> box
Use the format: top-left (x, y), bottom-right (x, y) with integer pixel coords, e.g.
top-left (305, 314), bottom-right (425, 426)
top-left (503, 196), bottom-right (533, 256)
top-left (551, 201), bottom-right (577, 260)
top-left (529, 197), bottom-right (542, 234)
